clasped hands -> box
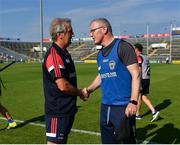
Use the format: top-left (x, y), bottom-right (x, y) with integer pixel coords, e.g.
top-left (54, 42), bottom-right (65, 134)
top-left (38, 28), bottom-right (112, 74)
top-left (79, 88), bottom-right (90, 101)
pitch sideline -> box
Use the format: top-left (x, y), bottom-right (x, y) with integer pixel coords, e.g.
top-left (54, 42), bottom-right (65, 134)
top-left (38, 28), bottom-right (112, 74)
top-left (0, 116), bottom-right (100, 136)
top-left (0, 117), bottom-right (156, 144)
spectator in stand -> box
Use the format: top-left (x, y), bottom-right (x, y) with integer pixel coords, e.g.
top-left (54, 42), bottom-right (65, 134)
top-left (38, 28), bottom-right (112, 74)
top-left (134, 43), bottom-right (160, 122)
top-left (166, 57), bottom-right (169, 64)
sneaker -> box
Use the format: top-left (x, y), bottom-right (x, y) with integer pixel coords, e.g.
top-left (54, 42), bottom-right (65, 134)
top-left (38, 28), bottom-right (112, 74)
top-left (136, 115), bottom-right (142, 120)
top-left (6, 121), bottom-right (17, 129)
top-left (151, 111), bottom-right (160, 122)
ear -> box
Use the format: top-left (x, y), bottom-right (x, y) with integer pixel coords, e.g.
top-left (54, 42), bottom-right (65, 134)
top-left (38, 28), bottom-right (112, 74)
top-left (103, 27), bottom-right (108, 34)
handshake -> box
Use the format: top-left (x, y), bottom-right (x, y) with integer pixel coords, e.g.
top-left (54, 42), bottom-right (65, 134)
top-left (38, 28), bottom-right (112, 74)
top-left (79, 88), bottom-right (91, 101)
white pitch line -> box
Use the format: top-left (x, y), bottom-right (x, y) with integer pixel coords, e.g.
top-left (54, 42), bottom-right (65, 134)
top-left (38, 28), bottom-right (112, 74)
top-left (0, 117), bottom-right (100, 136)
top-left (0, 117), bottom-right (157, 144)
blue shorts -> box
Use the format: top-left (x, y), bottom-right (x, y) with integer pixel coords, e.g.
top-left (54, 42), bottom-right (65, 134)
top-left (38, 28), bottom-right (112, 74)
top-left (45, 115), bottom-right (75, 144)
top-left (100, 104), bottom-right (136, 144)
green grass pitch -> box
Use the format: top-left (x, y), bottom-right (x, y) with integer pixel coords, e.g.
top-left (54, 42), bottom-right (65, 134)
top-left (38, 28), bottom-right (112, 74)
top-left (0, 63), bottom-right (179, 143)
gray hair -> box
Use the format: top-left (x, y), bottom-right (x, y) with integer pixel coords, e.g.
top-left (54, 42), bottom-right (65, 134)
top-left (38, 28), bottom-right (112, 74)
top-left (90, 18), bottom-right (112, 33)
top-left (49, 18), bottom-right (71, 41)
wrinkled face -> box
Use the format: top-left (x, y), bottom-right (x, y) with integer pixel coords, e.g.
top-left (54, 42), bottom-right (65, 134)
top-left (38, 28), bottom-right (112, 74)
top-left (90, 21), bottom-right (105, 45)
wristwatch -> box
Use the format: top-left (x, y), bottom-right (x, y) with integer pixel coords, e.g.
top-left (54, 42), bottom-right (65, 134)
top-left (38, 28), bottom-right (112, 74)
top-left (86, 88), bottom-right (93, 94)
top-left (129, 100), bottom-right (138, 105)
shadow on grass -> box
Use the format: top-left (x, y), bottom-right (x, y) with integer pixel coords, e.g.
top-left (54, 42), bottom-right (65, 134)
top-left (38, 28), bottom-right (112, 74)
top-left (137, 123), bottom-right (180, 143)
top-left (142, 99), bottom-right (171, 118)
top-left (0, 127), bottom-right (7, 131)
top-left (15, 115), bottom-right (45, 129)
top-left (151, 123), bottom-right (179, 143)
top-left (136, 124), bottom-right (157, 143)
top-left (13, 106), bottom-right (82, 129)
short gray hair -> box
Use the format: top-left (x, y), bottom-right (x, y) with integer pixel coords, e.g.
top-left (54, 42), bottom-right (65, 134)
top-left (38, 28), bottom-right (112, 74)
top-left (49, 18), bottom-right (71, 41)
top-left (90, 18), bottom-right (112, 33)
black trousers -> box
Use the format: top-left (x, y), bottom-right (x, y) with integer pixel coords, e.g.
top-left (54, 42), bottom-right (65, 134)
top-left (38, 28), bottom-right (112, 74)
top-left (100, 104), bottom-right (136, 144)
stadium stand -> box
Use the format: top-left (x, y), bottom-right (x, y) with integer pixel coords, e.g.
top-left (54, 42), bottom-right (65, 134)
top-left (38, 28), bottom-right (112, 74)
top-left (0, 46), bottom-right (29, 62)
top-left (126, 37), bottom-right (180, 63)
top-left (0, 36), bottom-right (180, 63)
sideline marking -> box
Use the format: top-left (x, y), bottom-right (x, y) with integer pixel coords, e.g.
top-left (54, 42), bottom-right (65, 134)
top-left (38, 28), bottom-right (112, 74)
top-left (0, 117), bottom-right (100, 136)
top-left (0, 117), bottom-right (156, 143)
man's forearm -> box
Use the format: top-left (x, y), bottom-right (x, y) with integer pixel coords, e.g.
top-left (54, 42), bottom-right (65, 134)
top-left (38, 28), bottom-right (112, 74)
top-left (131, 72), bottom-right (140, 101)
top-left (56, 78), bottom-right (82, 96)
top-left (87, 74), bottom-right (101, 94)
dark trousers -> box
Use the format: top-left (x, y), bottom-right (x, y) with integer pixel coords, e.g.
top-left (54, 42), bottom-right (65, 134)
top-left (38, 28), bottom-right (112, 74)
top-left (100, 104), bottom-right (136, 144)
top-left (45, 115), bottom-right (75, 144)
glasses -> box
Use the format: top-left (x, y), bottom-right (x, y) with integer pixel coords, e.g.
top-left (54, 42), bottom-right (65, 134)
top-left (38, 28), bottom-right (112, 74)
top-left (90, 26), bottom-right (105, 34)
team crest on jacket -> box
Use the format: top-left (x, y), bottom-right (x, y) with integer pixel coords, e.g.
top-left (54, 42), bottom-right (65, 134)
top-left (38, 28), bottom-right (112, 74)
top-left (109, 60), bottom-right (115, 70)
